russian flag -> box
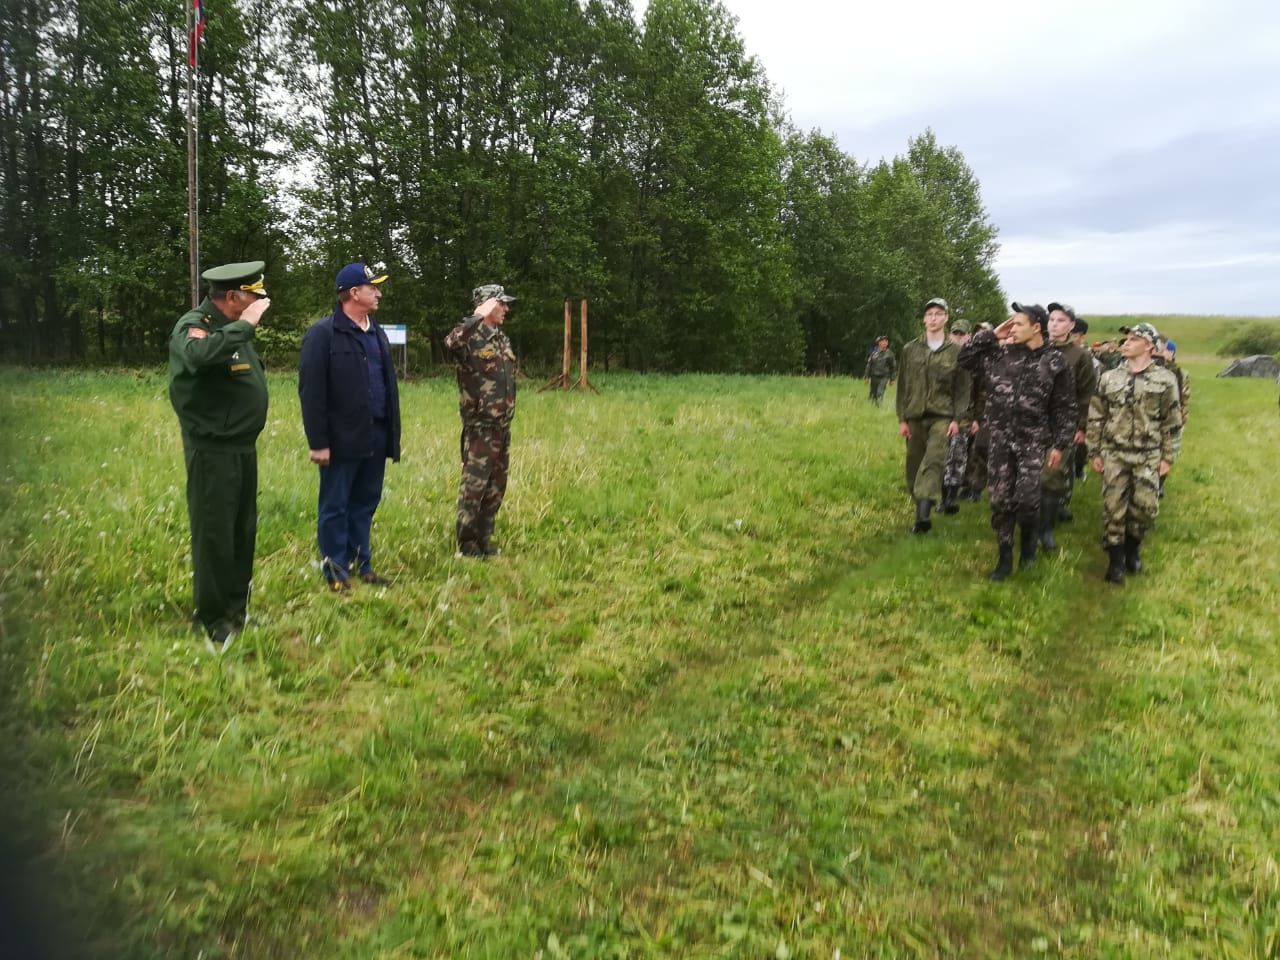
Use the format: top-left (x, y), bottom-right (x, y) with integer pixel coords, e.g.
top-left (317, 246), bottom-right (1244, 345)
top-left (188, 0), bottom-right (206, 67)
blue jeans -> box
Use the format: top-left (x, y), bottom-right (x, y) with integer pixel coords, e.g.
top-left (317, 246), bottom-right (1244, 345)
top-left (317, 421), bottom-right (388, 582)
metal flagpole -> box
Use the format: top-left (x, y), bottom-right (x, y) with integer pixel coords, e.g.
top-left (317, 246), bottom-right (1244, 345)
top-left (186, 0), bottom-right (200, 307)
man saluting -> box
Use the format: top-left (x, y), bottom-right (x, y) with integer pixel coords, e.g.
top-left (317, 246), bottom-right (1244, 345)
top-left (168, 261), bottom-right (271, 653)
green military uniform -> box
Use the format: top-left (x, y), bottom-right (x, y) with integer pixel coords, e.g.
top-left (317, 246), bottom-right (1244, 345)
top-left (168, 262), bottom-right (269, 642)
top-left (1156, 355), bottom-right (1190, 460)
top-left (896, 335), bottom-right (971, 506)
top-left (1038, 336), bottom-right (1097, 546)
top-left (1086, 322), bottom-right (1181, 582)
top-left (864, 340), bottom-right (897, 406)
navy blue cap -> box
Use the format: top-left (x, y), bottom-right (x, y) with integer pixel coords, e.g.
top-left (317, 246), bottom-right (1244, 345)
top-left (336, 261), bottom-right (388, 292)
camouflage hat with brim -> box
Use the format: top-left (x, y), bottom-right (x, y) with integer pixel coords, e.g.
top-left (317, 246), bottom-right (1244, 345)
top-left (924, 297), bottom-right (949, 313)
top-left (203, 260), bottom-right (267, 297)
top-left (472, 283), bottom-right (517, 305)
top-left (1119, 322), bottom-right (1159, 344)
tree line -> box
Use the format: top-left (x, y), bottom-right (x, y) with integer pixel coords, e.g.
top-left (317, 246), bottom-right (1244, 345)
top-left (0, 0), bottom-right (1005, 373)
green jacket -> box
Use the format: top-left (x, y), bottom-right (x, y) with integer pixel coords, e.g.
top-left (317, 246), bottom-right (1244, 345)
top-left (168, 299), bottom-right (269, 451)
top-left (895, 337), bottom-right (970, 422)
top-left (865, 347), bottom-right (897, 380)
top-left (1051, 339), bottom-right (1097, 432)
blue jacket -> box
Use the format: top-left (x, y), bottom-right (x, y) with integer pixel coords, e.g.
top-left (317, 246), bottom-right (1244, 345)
top-left (298, 306), bottom-right (402, 462)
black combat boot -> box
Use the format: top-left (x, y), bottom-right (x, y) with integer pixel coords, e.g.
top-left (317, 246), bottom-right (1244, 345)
top-left (1019, 524), bottom-right (1038, 569)
top-left (989, 545), bottom-right (1014, 581)
top-left (1124, 534), bottom-right (1143, 573)
top-left (912, 498), bottom-right (934, 534)
top-left (1104, 545), bottom-right (1126, 584)
top-left (1039, 495), bottom-right (1059, 551)
top-left (1057, 499), bottom-right (1073, 522)
top-left (940, 485), bottom-right (960, 515)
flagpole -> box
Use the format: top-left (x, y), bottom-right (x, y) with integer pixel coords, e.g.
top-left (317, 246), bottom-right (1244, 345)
top-left (186, 0), bottom-right (200, 307)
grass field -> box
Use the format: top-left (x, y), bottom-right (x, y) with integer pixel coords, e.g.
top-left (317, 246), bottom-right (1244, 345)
top-left (1, 315), bottom-right (1277, 958)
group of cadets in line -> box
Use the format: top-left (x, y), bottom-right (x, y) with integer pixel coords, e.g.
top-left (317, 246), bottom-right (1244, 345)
top-left (168, 261), bottom-right (515, 654)
top-left (886, 298), bottom-right (1187, 583)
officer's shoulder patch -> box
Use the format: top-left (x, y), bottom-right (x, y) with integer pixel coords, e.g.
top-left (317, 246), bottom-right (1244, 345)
top-left (187, 326), bottom-right (208, 339)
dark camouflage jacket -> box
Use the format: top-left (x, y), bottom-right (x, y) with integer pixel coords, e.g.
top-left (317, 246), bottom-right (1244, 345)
top-left (959, 329), bottom-right (1076, 454)
top-left (1087, 363), bottom-right (1182, 462)
top-left (1156, 357), bottom-right (1191, 421)
top-left (444, 314), bottom-right (517, 424)
top-left (896, 338), bottom-right (970, 422)
top-left (865, 347), bottom-right (897, 380)
top-left (1051, 339), bottom-right (1097, 432)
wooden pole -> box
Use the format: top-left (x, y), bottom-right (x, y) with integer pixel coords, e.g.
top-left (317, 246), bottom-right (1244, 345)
top-left (573, 298), bottom-right (599, 393)
top-left (540, 297), bottom-right (574, 391)
top-left (186, 0), bottom-right (199, 307)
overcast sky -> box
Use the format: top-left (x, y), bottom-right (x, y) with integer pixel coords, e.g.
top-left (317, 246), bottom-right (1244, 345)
top-left (636, 0), bottom-right (1280, 316)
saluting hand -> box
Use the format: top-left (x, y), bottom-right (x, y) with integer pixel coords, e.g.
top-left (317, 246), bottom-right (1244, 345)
top-left (241, 297), bottom-right (271, 327)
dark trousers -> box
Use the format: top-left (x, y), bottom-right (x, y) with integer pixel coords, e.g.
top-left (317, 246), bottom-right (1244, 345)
top-left (457, 420), bottom-right (511, 550)
top-left (317, 421), bottom-right (388, 582)
top-left (184, 445), bottom-right (257, 634)
top-left (988, 436), bottom-right (1044, 546)
top-left (869, 377), bottom-right (889, 405)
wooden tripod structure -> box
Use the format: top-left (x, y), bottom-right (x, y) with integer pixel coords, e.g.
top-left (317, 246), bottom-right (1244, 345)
top-left (540, 298), bottom-right (600, 393)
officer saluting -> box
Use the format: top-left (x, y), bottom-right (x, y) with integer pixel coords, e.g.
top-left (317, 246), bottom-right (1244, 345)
top-left (168, 261), bottom-right (271, 653)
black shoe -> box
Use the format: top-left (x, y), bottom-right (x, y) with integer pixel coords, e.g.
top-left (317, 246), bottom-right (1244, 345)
top-left (989, 546), bottom-right (1014, 581)
top-left (1124, 534), bottom-right (1143, 574)
top-left (1019, 524), bottom-right (1038, 569)
top-left (359, 571), bottom-right (392, 586)
top-left (203, 621), bottom-right (237, 655)
top-left (1039, 495), bottom-right (1059, 551)
top-left (327, 578), bottom-right (351, 594)
top-left (1057, 503), bottom-right (1073, 523)
top-left (940, 485), bottom-right (960, 514)
top-left (456, 543), bottom-right (486, 559)
top-left (1104, 545), bottom-right (1126, 584)
top-left (911, 498), bottom-right (934, 534)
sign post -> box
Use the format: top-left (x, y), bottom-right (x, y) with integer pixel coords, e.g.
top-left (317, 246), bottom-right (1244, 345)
top-left (384, 324), bottom-right (408, 378)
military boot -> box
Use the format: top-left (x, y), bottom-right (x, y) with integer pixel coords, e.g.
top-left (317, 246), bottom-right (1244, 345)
top-left (479, 516), bottom-right (501, 557)
top-left (940, 485), bottom-right (960, 515)
top-left (989, 545), bottom-right (1014, 582)
top-left (1124, 534), bottom-right (1143, 574)
top-left (912, 498), bottom-right (934, 534)
top-left (1104, 545), bottom-right (1126, 584)
top-left (1039, 495), bottom-right (1059, 551)
top-left (1019, 524), bottom-right (1038, 569)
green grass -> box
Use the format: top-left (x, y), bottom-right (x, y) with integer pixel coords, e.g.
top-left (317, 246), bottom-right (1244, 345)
top-left (1, 315), bottom-right (1278, 958)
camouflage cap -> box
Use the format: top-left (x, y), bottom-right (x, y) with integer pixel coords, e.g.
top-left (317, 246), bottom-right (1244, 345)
top-left (950, 319), bottom-right (972, 334)
top-left (472, 283), bottom-right (517, 305)
top-left (1120, 322), bottom-right (1159, 344)
top-left (202, 260), bottom-right (267, 297)
top-left (924, 297), bottom-right (949, 313)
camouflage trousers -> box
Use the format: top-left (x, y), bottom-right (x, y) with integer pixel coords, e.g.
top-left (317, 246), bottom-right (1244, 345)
top-left (1100, 448), bottom-right (1161, 547)
top-left (988, 434), bottom-right (1045, 546)
top-left (943, 432), bottom-right (971, 488)
top-left (967, 425), bottom-right (989, 494)
top-left (457, 420), bottom-right (510, 552)
top-left (904, 416), bottom-right (951, 502)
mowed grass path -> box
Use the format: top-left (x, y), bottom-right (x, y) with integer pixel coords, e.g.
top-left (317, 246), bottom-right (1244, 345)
top-left (0, 316), bottom-right (1276, 958)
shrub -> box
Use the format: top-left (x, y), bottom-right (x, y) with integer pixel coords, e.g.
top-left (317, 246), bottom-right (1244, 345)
top-left (1216, 322), bottom-right (1280, 357)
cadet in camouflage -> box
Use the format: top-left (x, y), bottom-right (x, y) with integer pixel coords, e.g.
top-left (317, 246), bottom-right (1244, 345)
top-left (1039, 303), bottom-right (1097, 548)
top-left (864, 335), bottom-right (897, 406)
top-left (1086, 322), bottom-right (1182, 584)
top-left (897, 298), bottom-right (971, 533)
top-left (940, 319), bottom-right (974, 513)
top-left (445, 284), bottom-right (518, 557)
top-left (959, 302), bottom-right (1076, 581)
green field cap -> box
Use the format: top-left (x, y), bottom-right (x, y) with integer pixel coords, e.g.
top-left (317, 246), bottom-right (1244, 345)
top-left (924, 297), bottom-right (949, 313)
top-left (202, 260), bottom-right (267, 297)
top-left (472, 283), bottom-right (517, 305)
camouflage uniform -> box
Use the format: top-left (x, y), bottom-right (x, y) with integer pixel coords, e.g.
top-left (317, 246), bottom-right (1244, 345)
top-left (959, 329), bottom-right (1076, 549)
top-left (864, 346), bottom-right (897, 406)
top-left (1039, 338), bottom-right (1097, 542)
top-left (1086, 362), bottom-right (1181, 548)
top-left (896, 336), bottom-right (970, 504)
top-left (1156, 356), bottom-right (1190, 460)
top-left (445, 288), bottom-right (517, 556)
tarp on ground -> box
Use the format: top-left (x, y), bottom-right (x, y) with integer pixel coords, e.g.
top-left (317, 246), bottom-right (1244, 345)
top-left (1216, 355), bottom-right (1280, 379)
